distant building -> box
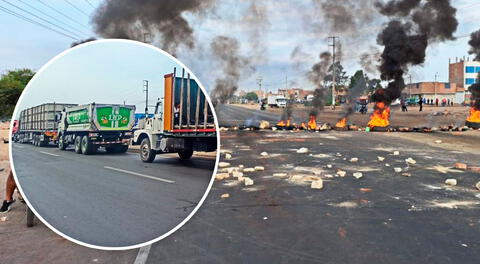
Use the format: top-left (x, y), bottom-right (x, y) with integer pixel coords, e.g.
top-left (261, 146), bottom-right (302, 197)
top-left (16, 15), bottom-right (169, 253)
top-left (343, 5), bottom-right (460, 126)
top-left (278, 88), bottom-right (313, 100)
top-left (449, 58), bottom-right (480, 103)
top-left (405, 82), bottom-right (463, 104)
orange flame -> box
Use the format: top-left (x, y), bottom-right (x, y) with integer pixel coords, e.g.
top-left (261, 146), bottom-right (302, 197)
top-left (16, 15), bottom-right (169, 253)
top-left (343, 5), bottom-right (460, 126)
top-left (368, 102), bottom-right (390, 128)
top-left (307, 115), bottom-right (317, 130)
top-left (277, 120), bottom-right (286, 127)
top-left (301, 122), bottom-right (307, 130)
top-left (286, 119), bottom-right (291, 127)
top-left (335, 117), bottom-right (347, 128)
top-left (467, 107), bottom-right (480, 123)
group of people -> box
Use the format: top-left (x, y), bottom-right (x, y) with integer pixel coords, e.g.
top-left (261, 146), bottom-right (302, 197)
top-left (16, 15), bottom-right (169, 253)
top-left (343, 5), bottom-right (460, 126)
top-left (401, 96), bottom-right (455, 112)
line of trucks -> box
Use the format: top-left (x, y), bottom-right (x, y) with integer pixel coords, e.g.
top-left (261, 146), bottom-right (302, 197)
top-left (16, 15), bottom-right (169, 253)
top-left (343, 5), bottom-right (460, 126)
top-left (12, 68), bottom-right (217, 162)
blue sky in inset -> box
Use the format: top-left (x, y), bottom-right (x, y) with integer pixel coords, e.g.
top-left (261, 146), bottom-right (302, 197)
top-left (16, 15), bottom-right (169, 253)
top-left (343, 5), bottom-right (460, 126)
top-left (1, 0), bottom-right (480, 94)
top-left (15, 40), bottom-right (185, 116)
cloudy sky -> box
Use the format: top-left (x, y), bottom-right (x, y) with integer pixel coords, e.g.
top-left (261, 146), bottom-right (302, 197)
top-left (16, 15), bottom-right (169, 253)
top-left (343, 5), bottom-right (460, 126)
top-left (1, 0), bottom-right (480, 95)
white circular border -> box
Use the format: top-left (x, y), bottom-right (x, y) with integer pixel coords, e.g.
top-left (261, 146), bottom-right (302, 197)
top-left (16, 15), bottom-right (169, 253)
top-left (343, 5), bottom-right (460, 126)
top-left (8, 39), bottom-right (221, 251)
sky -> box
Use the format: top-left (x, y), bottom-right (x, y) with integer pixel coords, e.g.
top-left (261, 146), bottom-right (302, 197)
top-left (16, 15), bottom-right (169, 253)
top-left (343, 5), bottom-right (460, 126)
top-left (1, 0), bottom-right (480, 95)
top-left (14, 40), bottom-right (187, 117)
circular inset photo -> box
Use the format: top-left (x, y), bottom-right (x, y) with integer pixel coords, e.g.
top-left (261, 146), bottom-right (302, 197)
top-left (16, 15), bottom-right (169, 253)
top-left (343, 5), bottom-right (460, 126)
top-left (9, 39), bottom-right (219, 249)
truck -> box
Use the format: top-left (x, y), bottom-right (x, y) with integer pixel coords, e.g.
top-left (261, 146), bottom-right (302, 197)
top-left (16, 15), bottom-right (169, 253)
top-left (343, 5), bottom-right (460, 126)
top-left (267, 95), bottom-right (287, 108)
top-left (57, 103), bottom-right (136, 155)
top-left (16, 103), bottom-right (77, 146)
top-left (133, 68), bottom-right (217, 162)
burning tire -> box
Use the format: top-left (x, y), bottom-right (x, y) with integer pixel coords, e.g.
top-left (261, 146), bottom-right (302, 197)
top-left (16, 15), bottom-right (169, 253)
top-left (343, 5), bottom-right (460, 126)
top-left (466, 120), bottom-right (480, 129)
top-left (140, 138), bottom-right (156, 163)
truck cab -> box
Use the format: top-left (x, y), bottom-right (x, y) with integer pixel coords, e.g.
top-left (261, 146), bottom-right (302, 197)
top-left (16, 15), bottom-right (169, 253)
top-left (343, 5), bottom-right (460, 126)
top-left (133, 68), bottom-right (217, 162)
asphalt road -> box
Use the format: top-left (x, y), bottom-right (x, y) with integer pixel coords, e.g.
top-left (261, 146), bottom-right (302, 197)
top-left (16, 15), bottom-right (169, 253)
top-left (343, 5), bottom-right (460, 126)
top-left (143, 130), bottom-right (480, 263)
top-left (11, 143), bottom-right (215, 248)
top-left (216, 104), bottom-right (280, 127)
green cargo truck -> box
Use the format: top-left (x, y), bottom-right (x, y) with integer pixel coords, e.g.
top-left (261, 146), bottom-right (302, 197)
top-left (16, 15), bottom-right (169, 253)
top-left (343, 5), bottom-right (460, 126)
top-left (57, 103), bottom-right (136, 155)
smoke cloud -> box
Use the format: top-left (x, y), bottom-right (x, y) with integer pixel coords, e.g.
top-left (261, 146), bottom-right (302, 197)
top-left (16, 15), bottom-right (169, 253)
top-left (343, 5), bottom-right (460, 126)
top-left (308, 52), bottom-right (332, 116)
top-left (210, 36), bottom-right (251, 104)
top-left (373, 0), bottom-right (458, 105)
top-left (468, 30), bottom-right (480, 111)
top-left (92, 0), bottom-right (215, 55)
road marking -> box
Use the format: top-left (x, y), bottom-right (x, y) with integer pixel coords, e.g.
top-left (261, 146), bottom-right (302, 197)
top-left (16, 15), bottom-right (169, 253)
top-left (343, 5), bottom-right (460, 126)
top-left (15, 145), bottom-right (24, 148)
top-left (133, 245), bottom-right (151, 264)
top-left (38, 151), bottom-right (60, 157)
top-left (104, 166), bottom-right (175, 184)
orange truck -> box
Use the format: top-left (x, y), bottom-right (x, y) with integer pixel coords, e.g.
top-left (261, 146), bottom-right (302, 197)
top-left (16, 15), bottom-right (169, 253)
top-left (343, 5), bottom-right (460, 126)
top-left (132, 68), bottom-right (217, 162)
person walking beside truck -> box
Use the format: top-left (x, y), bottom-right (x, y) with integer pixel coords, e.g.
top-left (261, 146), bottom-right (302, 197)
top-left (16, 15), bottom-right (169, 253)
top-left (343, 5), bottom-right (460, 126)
top-left (0, 171), bottom-right (17, 212)
top-left (174, 104), bottom-right (180, 126)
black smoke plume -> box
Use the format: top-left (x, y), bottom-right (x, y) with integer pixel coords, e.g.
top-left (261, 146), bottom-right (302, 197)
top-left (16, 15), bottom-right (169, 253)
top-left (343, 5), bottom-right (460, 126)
top-left (308, 52), bottom-right (332, 116)
top-left (210, 36), bottom-right (251, 105)
top-left (372, 0), bottom-right (458, 105)
top-left (92, 0), bottom-right (214, 55)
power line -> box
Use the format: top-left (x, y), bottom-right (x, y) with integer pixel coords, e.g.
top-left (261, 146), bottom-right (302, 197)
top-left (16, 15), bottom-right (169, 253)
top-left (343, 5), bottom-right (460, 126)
top-left (37, 0), bottom-right (91, 31)
top-left (17, 0), bottom-right (90, 37)
top-left (63, 0), bottom-right (90, 18)
top-left (84, 0), bottom-right (96, 9)
top-left (0, 5), bottom-right (78, 40)
top-left (1, 0), bottom-right (85, 39)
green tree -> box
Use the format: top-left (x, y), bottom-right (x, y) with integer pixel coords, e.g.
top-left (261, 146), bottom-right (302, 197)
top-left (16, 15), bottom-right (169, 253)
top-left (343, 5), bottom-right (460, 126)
top-left (244, 92), bottom-right (258, 102)
top-left (0, 69), bottom-right (35, 118)
top-left (324, 61), bottom-right (349, 92)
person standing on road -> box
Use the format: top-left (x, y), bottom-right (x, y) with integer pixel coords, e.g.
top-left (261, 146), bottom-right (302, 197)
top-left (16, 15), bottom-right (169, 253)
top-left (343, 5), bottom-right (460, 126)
top-left (435, 98), bottom-right (439, 107)
top-left (0, 170), bottom-right (17, 212)
top-left (418, 95), bottom-right (423, 112)
top-left (401, 97), bottom-right (408, 112)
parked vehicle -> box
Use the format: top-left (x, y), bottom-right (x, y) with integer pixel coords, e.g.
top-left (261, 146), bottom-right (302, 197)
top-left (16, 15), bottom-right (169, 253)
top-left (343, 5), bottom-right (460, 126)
top-left (267, 95), bottom-right (287, 108)
top-left (133, 68), bottom-right (217, 162)
top-left (57, 103), bottom-right (136, 155)
top-left (16, 103), bottom-right (77, 146)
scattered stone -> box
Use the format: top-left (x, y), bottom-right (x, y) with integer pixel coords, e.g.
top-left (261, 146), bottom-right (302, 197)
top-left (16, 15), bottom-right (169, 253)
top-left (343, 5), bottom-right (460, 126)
top-left (385, 163), bottom-right (391, 167)
top-left (238, 164), bottom-right (244, 168)
top-left (445, 179), bottom-right (457, 186)
top-left (336, 153), bottom-right (342, 157)
top-left (260, 152), bottom-right (268, 156)
top-left (311, 179), bottom-right (324, 189)
top-left (350, 157), bottom-right (359, 163)
top-left (336, 170), bottom-right (347, 177)
top-left (360, 188), bottom-right (372, 193)
top-left (218, 162), bottom-right (231, 168)
top-left (263, 217), bottom-right (268, 220)
top-left (324, 174), bottom-right (334, 178)
top-left (394, 167), bottom-right (402, 173)
top-left (353, 172), bottom-right (363, 179)
top-left (454, 163), bottom-right (468, 170)
top-left (469, 167), bottom-right (480, 173)
top-left (435, 140), bottom-right (443, 144)
top-left (377, 156), bottom-right (385, 161)
top-left (254, 166), bottom-right (265, 171)
top-left (244, 177), bottom-right (254, 186)
top-left (271, 127), bottom-right (278, 131)
top-left (296, 147), bottom-right (309, 154)
top-left (215, 173), bottom-right (230, 181)
top-left (0, 216), bottom-right (6, 222)
top-left (405, 158), bottom-right (416, 165)
top-left (393, 151), bottom-right (400, 156)
top-left (219, 127), bottom-right (228, 131)
top-left (259, 120), bottom-right (270, 129)
top-left (273, 173), bottom-right (288, 177)
top-left (243, 168), bottom-right (255, 172)
top-left (326, 164), bottom-right (333, 169)
top-left (402, 172), bottom-right (412, 177)
top-left (475, 182), bottom-right (480, 191)
top-left (220, 193), bottom-right (230, 199)
top-left (232, 171), bottom-right (244, 178)
top-left (225, 153), bottom-right (232, 160)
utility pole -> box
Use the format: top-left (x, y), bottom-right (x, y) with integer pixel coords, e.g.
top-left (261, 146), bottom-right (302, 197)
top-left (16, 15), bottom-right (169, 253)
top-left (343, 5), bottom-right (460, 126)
top-left (409, 75), bottom-right (412, 98)
top-left (328, 36), bottom-right (339, 110)
top-left (434, 72), bottom-right (438, 99)
top-left (143, 80), bottom-right (149, 114)
top-left (257, 76), bottom-right (263, 100)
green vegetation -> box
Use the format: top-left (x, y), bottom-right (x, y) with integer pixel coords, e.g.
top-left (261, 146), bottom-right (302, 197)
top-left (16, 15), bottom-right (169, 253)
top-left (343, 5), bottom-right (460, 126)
top-left (0, 69), bottom-right (35, 118)
top-left (244, 92), bottom-right (258, 101)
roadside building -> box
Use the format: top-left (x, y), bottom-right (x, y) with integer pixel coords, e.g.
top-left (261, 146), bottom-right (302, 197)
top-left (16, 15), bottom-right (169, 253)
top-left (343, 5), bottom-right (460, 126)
top-left (449, 58), bottom-right (480, 103)
top-left (405, 82), bottom-right (463, 104)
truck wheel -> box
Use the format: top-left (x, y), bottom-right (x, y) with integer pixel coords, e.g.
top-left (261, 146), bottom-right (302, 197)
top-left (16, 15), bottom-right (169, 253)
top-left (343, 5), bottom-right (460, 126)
top-left (58, 136), bottom-right (67, 150)
top-left (81, 136), bottom-right (95, 155)
top-left (140, 138), bottom-right (156, 163)
top-left (178, 149), bottom-right (194, 160)
top-left (119, 145), bottom-right (129, 153)
top-left (74, 136), bottom-right (82, 154)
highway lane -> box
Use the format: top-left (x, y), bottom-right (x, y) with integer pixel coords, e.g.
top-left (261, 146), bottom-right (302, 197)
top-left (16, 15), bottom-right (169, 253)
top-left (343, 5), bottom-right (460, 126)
top-left (11, 143), bottom-right (215, 248)
top-left (216, 104), bottom-right (280, 127)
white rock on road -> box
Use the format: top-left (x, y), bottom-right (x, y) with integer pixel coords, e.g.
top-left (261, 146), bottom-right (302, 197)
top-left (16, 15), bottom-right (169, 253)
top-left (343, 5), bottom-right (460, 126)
top-left (296, 147), bottom-right (309, 154)
top-left (353, 172), bottom-right (363, 179)
top-left (244, 177), bottom-right (254, 186)
top-left (394, 167), bottom-right (402, 173)
top-left (405, 158), bottom-right (416, 165)
top-left (445, 179), bottom-right (457, 186)
top-left (378, 156), bottom-right (385, 161)
top-left (225, 153), bottom-right (232, 160)
top-left (254, 166), bottom-right (265, 171)
top-left (311, 179), bottom-right (324, 189)
top-left (218, 162), bottom-right (231, 168)
top-left (260, 152), bottom-right (268, 156)
top-left (350, 157), bottom-right (359, 163)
